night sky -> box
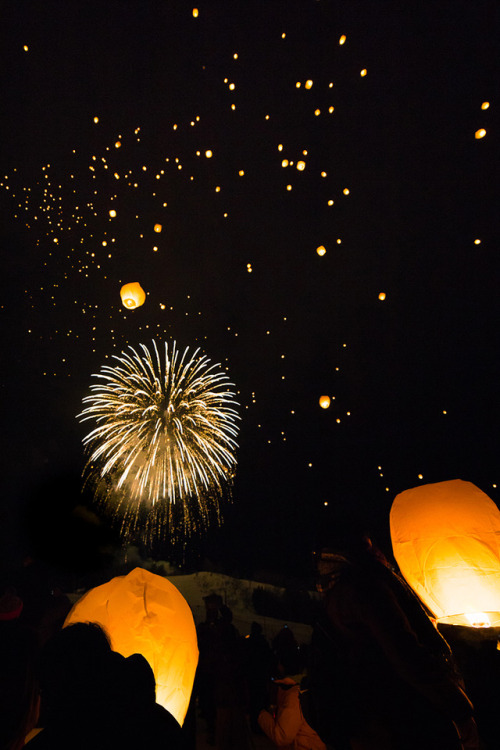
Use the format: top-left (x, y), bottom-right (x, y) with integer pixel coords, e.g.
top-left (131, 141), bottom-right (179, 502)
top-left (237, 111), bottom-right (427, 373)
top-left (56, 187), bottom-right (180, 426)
top-left (1, 0), bottom-right (499, 579)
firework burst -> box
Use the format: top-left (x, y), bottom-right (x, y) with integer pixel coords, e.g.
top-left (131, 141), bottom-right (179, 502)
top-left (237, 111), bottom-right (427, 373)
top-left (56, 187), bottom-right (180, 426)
top-left (79, 341), bottom-right (240, 542)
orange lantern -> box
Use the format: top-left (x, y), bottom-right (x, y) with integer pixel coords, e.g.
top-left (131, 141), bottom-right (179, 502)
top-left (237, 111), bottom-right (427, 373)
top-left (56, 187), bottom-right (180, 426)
top-left (319, 395), bottom-right (330, 409)
top-left (390, 479), bottom-right (500, 627)
top-left (64, 567), bottom-right (198, 725)
top-left (120, 282), bottom-right (146, 309)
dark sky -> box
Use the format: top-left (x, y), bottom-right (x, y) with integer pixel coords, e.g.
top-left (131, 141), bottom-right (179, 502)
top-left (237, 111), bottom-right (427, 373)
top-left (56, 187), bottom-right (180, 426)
top-left (1, 0), bottom-right (499, 579)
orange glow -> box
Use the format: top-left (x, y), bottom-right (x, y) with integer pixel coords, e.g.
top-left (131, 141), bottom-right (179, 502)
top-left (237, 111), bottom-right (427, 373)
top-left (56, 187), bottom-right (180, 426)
top-left (360, 69), bottom-right (367, 77)
top-left (154, 223), bottom-right (162, 233)
top-left (319, 395), bottom-right (330, 409)
top-left (378, 292), bottom-right (386, 301)
top-left (475, 129), bottom-right (486, 139)
top-left (65, 568), bottom-right (198, 725)
top-left (391, 480), bottom-right (500, 627)
top-left (339, 35), bottom-right (346, 45)
top-left (120, 282), bottom-right (146, 309)
top-left (481, 101), bottom-right (490, 109)
top-left (316, 245), bottom-right (326, 256)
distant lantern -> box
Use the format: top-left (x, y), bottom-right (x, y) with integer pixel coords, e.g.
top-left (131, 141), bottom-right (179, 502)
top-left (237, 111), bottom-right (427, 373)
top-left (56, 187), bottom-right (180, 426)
top-left (115, 141), bottom-right (121, 148)
top-left (316, 245), bottom-right (326, 256)
top-left (154, 223), bottom-right (162, 233)
top-left (64, 568), bottom-right (198, 725)
top-left (93, 116), bottom-right (99, 124)
top-left (192, 8), bottom-right (199, 17)
top-left (475, 129), bottom-right (486, 139)
top-left (120, 282), bottom-right (146, 309)
top-left (339, 35), bottom-right (346, 45)
top-left (305, 80), bottom-right (313, 89)
top-left (481, 101), bottom-right (490, 110)
top-left (296, 161), bottom-right (306, 171)
top-left (109, 209), bottom-right (117, 218)
top-left (205, 149), bottom-right (213, 158)
top-left (378, 292), bottom-right (386, 301)
top-left (360, 69), bottom-right (367, 77)
top-left (319, 395), bottom-right (331, 409)
top-left (390, 479), bottom-right (500, 627)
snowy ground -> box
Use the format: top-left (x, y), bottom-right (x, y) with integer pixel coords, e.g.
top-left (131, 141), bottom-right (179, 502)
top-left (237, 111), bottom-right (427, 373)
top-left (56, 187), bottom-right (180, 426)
top-left (167, 570), bottom-right (314, 645)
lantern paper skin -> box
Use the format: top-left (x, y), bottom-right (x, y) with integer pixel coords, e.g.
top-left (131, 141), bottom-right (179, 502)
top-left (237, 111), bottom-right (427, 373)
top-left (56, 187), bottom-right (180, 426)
top-left (390, 479), bottom-right (500, 627)
top-left (64, 567), bottom-right (198, 725)
top-left (120, 282), bottom-right (146, 309)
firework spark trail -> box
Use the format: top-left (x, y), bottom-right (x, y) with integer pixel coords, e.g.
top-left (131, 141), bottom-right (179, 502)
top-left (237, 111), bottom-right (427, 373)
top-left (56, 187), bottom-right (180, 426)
top-left (79, 340), bottom-right (240, 542)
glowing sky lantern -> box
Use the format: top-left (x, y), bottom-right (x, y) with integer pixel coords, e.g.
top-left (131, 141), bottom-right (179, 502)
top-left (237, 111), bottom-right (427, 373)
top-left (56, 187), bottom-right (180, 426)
top-left (481, 101), bottom-right (490, 110)
top-left (64, 568), bottom-right (199, 726)
top-left (378, 292), bottom-right (386, 300)
top-left (390, 479), bottom-right (500, 627)
top-left (154, 223), bottom-right (162, 233)
top-left (339, 34), bottom-right (346, 45)
top-left (319, 395), bottom-right (330, 409)
top-left (316, 245), bottom-right (326, 256)
top-left (120, 282), bottom-right (146, 309)
top-left (475, 129), bottom-right (486, 139)
top-left (109, 209), bottom-right (117, 218)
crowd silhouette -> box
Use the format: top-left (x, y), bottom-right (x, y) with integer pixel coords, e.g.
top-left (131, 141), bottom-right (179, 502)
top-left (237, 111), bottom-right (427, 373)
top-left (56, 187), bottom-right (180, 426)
top-left (2, 520), bottom-right (499, 750)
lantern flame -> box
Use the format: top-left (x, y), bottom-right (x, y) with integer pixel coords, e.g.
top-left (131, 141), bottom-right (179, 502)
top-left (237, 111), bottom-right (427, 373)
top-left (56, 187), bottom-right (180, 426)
top-left (465, 612), bottom-right (491, 628)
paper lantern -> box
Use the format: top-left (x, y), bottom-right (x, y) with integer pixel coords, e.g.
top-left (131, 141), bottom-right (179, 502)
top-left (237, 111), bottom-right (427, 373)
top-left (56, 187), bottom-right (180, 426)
top-left (319, 395), bottom-right (330, 409)
top-left (390, 479), bottom-right (500, 627)
top-left (154, 223), bottom-right (162, 233)
top-left (64, 567), bottom-right (198, 725)
top-left (120, 282), bottom-right (146, 309)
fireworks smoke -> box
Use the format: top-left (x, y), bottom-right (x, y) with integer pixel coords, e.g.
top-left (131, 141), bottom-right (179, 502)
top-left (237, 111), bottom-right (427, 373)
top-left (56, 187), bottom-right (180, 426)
top-left (79, 341), bottom-right (240, 543)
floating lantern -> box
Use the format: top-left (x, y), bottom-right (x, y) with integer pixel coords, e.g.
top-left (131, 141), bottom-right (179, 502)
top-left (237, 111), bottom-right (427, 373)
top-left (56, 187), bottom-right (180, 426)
top-left (475, 129), bottom-right (486, 139)
top-left (481, 102), bottom-right (490, 110)
top-left (316, 245), bottom-right (326, 256)
top-left (390, 479), bottom-right (500, 627)
top-left (319, 395), bottom-right (330, 409)
top-left (360, 69), bottom-right (367, 77)
top-left (64, 568), bottom-right (198, 725)
top-left (120, 282), bottom-right (146, 309)
top-left (378, 292), bottom-right (386, 301)
top-left (305, 80), bottom-right (313, 89)
top-left (296, 161), bottom-right (306, 171)
top-left (109, 209), bottom-right (117, 218)
top-left (154, 223), bottom-right (162, 233)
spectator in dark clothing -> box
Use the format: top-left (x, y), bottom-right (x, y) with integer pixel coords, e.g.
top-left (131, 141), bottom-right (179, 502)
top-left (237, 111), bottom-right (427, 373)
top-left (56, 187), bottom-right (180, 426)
top-left (311, 518), bottom-right (479, 750)
top-left (243, 622), bottom-right (276, 733)
top-left (25, 622), bottom-right (182, 750)
top-left (0, 591), bottom-right (39, 750)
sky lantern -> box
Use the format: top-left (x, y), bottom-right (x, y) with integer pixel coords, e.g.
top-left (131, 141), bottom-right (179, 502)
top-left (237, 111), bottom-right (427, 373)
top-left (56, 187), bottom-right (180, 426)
top-left (390, 479), bottom-right (500, 627)
top-left (120, 282), bottom-right (146, 309)
top-left (154, 223), bottom-right (162, 232)
top-left (475, 128), bottom-right (486, 139)
top-left (319, 395), bottom-right (330, 409)
top-left (64, 568), bottom-right (199, 726)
